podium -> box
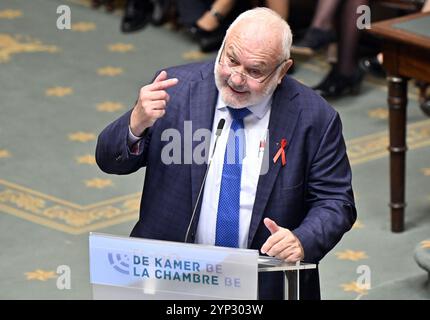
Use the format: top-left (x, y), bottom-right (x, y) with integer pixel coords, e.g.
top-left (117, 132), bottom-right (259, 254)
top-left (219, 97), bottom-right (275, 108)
top-left (89, 233), bottom-right (316, 300)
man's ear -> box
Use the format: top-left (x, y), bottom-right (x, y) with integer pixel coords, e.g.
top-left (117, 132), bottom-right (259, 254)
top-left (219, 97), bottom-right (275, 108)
top-left (278, 59), bottom-right (294, 84)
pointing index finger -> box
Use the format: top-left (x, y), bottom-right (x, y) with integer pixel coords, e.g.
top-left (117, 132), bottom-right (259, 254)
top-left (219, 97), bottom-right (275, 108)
top-left (151, 78), bottom-right (179, 91)
top-left (153, 70), bottom-right (167, 83)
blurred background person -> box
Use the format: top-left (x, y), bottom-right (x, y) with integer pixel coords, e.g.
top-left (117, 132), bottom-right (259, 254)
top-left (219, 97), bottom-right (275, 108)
top-left (312, 0), bottom-right (368, 98)
top-left (291, 0), bottom-right (338, 56)
top-left (291, 0), bottom-right (368, 98)
top-left (121, 0), bottom-right (171, 33)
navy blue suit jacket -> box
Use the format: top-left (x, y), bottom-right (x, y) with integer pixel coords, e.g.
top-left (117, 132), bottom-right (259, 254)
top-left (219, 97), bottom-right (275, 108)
top-left (96, 61), bottom-right (356, 300)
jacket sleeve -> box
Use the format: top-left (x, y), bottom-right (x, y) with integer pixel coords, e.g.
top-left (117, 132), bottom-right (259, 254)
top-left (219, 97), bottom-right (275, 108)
top-left (95, 109), bottom-right (151, 175)
top-left (292, 112), bottom-right (357, 263)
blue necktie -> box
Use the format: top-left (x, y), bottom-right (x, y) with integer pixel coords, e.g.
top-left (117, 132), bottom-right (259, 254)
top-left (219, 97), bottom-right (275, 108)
top-left (215, 107), bottom-right (251, 248)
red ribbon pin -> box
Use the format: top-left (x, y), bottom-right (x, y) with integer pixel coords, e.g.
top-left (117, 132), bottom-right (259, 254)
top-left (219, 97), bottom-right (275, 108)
top-left (273, 138), bottom-right (287, 166)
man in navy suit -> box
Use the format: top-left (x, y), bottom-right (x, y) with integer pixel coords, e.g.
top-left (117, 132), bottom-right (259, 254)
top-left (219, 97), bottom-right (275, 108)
top-left (96, 7), bottom-right (356, 299)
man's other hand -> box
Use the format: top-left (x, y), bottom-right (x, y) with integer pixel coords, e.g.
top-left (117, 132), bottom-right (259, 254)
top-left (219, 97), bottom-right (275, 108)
top-left (260, 217), bottom-right (304, 262)
top-left (130, 70), bottom-right (178, 136)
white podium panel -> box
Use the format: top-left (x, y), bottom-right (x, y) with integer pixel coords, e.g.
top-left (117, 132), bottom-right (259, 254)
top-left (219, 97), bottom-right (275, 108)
top-left (90, 233), bottom-right (259, 300)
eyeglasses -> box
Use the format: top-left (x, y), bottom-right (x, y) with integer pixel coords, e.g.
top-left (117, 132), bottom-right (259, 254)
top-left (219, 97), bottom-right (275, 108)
top-left (218, 44), bottom-right (287, 83)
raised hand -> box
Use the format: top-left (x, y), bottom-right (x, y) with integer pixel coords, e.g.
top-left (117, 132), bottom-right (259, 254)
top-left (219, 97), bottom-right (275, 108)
top-left (130, 71), bottom-right (178, 136)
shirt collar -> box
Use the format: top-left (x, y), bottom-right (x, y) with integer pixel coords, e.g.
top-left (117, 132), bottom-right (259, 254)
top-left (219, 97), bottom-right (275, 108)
top-left (216, 93), bottom-right (272, 120)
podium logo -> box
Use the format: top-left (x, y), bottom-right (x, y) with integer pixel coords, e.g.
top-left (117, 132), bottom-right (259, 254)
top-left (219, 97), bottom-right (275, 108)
top-left (108, 253), bottom-right (130, 275)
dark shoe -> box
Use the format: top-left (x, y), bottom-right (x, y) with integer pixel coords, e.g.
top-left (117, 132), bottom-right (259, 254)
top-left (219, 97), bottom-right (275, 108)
top-left (359, 56), bottom-right (386, 78)
top-left (189, 24), bottom-right (225, 53)
top-left (121, 0), bottom-right (153, 33)
top-left (291, 28), bottom-right (336, 56)
top-left (199, 30), bottom-right (224, 52)
top-left (313, 66), bottom-right (364, 98)
top-left (188, 24), bottom-right (209, 41)
top-left (151, 0), bottom-right (171, 26)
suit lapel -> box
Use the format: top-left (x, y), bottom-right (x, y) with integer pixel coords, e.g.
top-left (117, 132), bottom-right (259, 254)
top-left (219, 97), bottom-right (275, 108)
top-left (189, 68), bottom-right (218, 219)
top-left (247, 79), bottom-right (302, 247)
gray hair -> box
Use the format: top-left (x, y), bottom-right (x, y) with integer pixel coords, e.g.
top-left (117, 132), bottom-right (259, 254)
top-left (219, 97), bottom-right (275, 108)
top-left (225, 7), bottom-right (293, 60)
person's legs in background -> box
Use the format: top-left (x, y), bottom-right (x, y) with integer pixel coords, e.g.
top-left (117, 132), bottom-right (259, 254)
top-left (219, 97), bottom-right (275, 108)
top-left (265, 0), bottom-right (289, 20)
top-left (120, 0), bottom-right (174, 32)
top-left (175, 0), bottom-right (213, 29)
top-left (311, 0), bottom-right (339, 29)
top-left (121, 0), bottom-right (153, 33)
top-left (264, 0), bottom-right (295, 73)
top-left (177, 0), bottom-right (246, 53)
top-left (291, 0), bottom-right (340, 56)
top-left (337, 0), bottom-right (368, 76)
top-left (195, 0), bottom-right (236, 32)
top-left (313, 0), bottom-right (368, 98)
top-left (423, 0), bottom-right (430, 12)
top-left (151, 0), bottom-right (173, 26)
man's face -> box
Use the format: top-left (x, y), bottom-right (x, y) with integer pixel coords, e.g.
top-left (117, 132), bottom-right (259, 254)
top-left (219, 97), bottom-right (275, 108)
top-left (214, 27), bottom-right (289, 108)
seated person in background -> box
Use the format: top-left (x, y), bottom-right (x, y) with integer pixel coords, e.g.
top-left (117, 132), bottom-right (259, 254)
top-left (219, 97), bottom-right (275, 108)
top-left (181, 0), bottom-right (290, 53)
top-left (121, 0), bottom-right (291, 53)
top-left (312, 0), bottom-right (368, 98)
top-left (292, 0), bottom-right (369, 98)
top-left (177, 0), bottom-right (251, 53)
top-left (291, 0), bottom-right (339, 56)
top-left (96, 7), bottom-right (356, 299)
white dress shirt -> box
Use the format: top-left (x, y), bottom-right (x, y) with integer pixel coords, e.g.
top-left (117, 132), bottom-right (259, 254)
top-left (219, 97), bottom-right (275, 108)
top-left (195, 94), bottom-right (272, 248)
